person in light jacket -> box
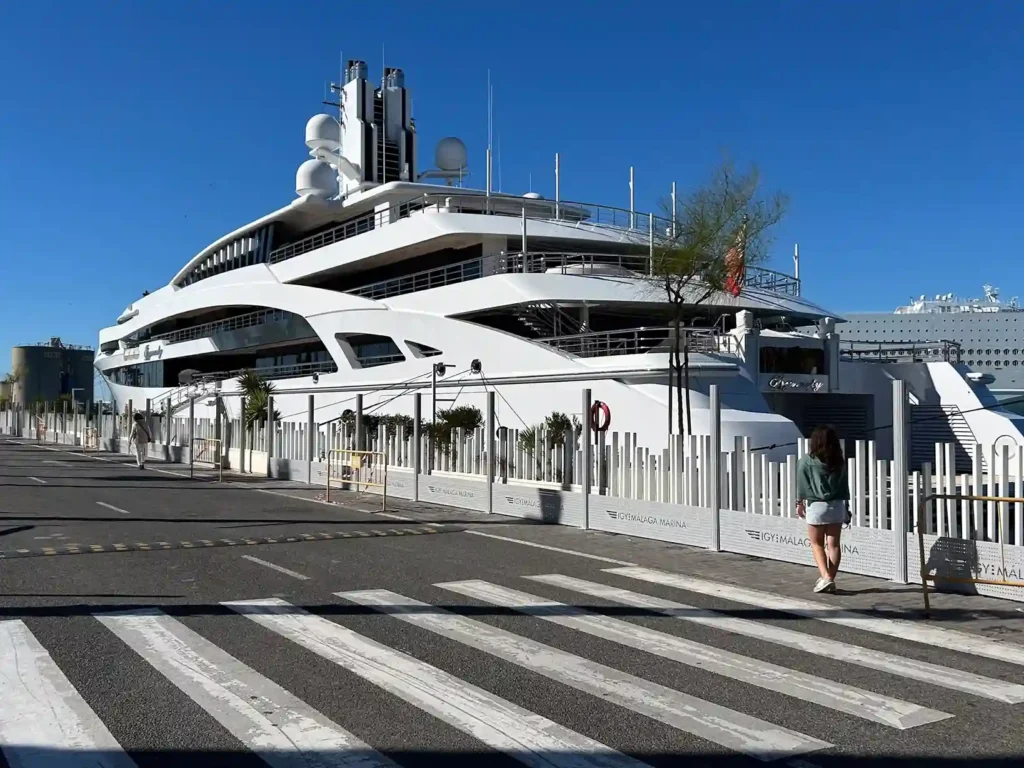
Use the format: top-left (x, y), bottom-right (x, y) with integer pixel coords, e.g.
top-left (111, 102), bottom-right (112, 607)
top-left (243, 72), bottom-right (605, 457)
top-left (128, 412), bottom-right (152, 469)
top-left (796, 424), bottom-right (851, 594)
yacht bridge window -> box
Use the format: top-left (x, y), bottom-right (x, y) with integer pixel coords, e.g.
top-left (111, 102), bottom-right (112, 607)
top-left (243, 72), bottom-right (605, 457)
top-left (760, 345), bottom-right (824, 375)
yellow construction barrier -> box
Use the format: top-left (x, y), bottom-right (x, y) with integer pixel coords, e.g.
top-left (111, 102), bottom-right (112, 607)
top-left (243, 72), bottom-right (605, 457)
top-left (326, 449), bottom-right (387, 511)
top-left (35, 417), bottom-right (47, 444)
top-left (190, 437), bottom-right (223, 481)
top-left (917, 492), bottom-right (1024, 615)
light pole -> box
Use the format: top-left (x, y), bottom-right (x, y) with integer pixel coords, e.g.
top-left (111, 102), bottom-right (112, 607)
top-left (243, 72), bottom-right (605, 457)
top-left (70, 388), bottom-right (84, 415)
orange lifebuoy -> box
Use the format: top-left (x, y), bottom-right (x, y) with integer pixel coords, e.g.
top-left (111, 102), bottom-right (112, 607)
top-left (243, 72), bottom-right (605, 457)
top-left (590, 400), bottom-right (611, 432)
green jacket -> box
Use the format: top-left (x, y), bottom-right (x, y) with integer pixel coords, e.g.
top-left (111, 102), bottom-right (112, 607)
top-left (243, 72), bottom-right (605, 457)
top-left (796, 454), bottom-right (849, 503)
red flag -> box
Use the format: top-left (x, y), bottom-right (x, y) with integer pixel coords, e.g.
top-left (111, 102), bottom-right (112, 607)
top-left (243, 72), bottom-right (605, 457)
top-left (724, 217), bottom-right (747, 297)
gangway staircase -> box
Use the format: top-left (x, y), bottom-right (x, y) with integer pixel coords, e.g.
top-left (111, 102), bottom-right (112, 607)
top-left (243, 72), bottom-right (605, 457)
top-left (910, 403), bottom-right (980, 473)
top-left (513, 302), bottom-right (585, 338)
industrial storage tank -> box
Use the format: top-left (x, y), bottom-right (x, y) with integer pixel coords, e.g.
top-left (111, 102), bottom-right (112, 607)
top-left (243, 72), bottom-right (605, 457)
top-left (8, 339), bottom-right (96, 406)
top-left (11, 344), bottom-right (64, 405)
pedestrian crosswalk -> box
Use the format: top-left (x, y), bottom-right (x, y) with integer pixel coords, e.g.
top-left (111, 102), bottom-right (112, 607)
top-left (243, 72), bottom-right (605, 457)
top-left (3, 566), bottom-right (1024, 766)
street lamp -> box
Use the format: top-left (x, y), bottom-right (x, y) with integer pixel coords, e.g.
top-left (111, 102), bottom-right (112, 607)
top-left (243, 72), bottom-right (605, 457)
top-left (71, 388), bottom-right (84, 415)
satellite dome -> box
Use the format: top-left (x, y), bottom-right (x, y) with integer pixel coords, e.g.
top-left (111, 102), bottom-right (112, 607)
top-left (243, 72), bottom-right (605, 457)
top-left (523, 192), bottom-right (543, 199)
top-left (305, 114), bottom-right (341, 151)
top-left (435, 137), bottom-right (467, 172)
top-left (295, 159), bottom-right (338, 199)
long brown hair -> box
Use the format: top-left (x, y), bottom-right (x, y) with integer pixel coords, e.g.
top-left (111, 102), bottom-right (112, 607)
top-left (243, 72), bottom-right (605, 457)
top-left (809, 425), bottom-right (843, 473)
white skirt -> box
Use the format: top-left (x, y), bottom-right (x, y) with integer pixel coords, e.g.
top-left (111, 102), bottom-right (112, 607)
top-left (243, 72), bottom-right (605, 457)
top-left (806, 500), bottom-right (847, 525)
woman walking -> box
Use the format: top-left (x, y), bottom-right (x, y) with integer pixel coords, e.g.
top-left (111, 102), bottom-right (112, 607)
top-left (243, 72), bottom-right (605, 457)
top-left (128, 412), bottom-right (152, 469)
top-left (796, 425), bottom-right (850, 593)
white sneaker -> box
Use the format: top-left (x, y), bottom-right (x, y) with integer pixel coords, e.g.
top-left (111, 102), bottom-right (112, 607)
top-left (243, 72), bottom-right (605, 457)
top-left (813, 577), bottom-right (833, 593)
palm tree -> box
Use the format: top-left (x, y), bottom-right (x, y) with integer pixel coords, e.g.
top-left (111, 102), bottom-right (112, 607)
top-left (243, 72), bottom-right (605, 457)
top-left (238, 370), bottom-right (280, 428)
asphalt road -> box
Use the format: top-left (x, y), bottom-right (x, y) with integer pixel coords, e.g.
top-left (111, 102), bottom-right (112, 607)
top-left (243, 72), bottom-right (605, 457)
top-left (2, 439), bottom-right (1024, 768)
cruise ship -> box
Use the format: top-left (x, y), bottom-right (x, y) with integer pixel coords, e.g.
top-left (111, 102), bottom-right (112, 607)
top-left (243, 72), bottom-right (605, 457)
top-left (95, 61), bottom-right (1024, 461)
top-left (841, 287), bottom-right (1024, 415)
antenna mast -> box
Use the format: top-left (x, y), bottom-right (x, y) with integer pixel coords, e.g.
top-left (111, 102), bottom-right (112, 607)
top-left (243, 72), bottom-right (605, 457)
top-left (794, 243), bottom-right (800, 280)
top-left (486, 70), bottom-right (493, 204)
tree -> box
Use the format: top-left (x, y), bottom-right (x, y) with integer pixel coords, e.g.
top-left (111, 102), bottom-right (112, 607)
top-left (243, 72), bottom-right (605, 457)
top-left (238, 369), bottom-right (280, 428)
top-left (518, 411), bottom-right (582, 451)
top-left (651, 159), bottom-right (787, 436)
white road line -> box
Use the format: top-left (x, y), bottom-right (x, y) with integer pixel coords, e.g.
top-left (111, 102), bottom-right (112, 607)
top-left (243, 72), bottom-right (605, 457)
top-left (529, 574), bottom-right (1024, 704)
top-left (465, 530), bottom-right (637, 566)
top-left (96, 609), bottom-right (394, 768)
top-left (42, 459), bottom-right (68, 465)
top-left (376, 511), bottom-right (416, 522)
top-left (0, 619), bottom-right (137, 767)
top-left (96, 501), bottom-right (132, 515)
top-left (336, 589), bottom-right (830, 761)
top-left (26, 476), bottom-right (47, 484)
top-left (240, 555), bottom-right (311, 581)
top-left (226, 598), bottom-right (650, 768)
top-left (438, 579), bottom-right (949, 730)
top-left (606, 567), bottom-right (1024, 667)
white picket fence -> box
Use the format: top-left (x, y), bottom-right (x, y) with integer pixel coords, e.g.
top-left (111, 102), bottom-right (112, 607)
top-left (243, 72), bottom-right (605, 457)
top-left (4, 402), bottom-right (1023, 600)
top-left (2, 405), bottom-right (1022, 545)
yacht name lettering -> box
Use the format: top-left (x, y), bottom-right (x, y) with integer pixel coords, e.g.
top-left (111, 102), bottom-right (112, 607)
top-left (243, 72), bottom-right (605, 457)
top-left (976, 563), bottom-right (1024, 581)
top-left (768, 377), bottom-right (824, 392)
top-left (506, 496), bottom-right (540, 507)
top-left (746, 529), bottom-right (859, 554)
top-left (607, 510), bottom-right (687, 529)
top-left (427, 485), bottom-right (474, 498)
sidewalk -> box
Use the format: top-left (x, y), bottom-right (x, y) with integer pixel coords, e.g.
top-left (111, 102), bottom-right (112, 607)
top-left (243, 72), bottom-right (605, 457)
top-left (270, 484), bottom-right (1024, 644)
top-left (44, 441), bottom-right (1024, 644)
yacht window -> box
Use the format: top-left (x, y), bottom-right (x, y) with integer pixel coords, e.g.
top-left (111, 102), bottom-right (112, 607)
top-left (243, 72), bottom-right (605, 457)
top-left (336, 333), bottom-right (405, 369)
top-left (406, 341), bottom-right (442, 358)
top-left (759, 346), bottom-right (824, 375)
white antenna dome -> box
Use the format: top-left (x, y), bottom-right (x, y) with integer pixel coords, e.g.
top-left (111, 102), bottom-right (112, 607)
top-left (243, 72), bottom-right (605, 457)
top-left (523, 192), bottom-right (543, 199)
top-left (435, 137), bottom-right (467, 172)
top-left (295, 159), bottom-right (338, 199)
top-left (305, 114), bottom-right (341, 151)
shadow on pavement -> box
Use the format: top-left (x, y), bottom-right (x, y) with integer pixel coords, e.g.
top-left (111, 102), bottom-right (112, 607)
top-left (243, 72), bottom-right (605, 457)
top-left (2, 598), bottom-right (1023, 624)
top-left (0, 746), bottom-right (1019, 768)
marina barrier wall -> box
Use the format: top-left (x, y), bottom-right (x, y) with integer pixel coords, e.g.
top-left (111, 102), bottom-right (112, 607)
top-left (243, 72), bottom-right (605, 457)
top-left (4, 386), bottom-right (1024, 601)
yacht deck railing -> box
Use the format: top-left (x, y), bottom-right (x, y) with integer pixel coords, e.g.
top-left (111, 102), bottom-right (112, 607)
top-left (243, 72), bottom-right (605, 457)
top-left (348, 250), bottom-right (799, 301)
top-left (126, 308), bottom-right (293, 348)
top-left (538, 326), bottom-right (736, 358)
top-left (265, 192), bottom-right (799, 296)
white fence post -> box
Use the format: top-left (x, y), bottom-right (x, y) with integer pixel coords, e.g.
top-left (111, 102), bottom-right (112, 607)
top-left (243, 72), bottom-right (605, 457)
top-left (581, 388), bottom-right (591, 530)
top-left (412, 393), bottom-right (421, 501)
top-left (486, 391), bottom-right (495, 513)
top-left (891, 379), bottom-right (908, 583)
top-left (709, 384), bottom-right (721, 551)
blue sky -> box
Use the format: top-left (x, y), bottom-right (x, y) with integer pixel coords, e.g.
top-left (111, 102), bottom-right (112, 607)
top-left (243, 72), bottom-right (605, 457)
top-left (1, 1), bottom-right (1022, 377)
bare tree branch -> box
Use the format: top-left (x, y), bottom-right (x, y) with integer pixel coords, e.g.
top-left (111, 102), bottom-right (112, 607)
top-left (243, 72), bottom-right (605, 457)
top-left (647, 158), bottom-right (788, 435)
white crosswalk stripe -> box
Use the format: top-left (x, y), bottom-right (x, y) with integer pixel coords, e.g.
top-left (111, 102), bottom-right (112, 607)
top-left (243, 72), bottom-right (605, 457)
top-left (436, 579), bottom-right (951, 729)
top-left (0, 619), bottom-right (137, 768)
top-left (5, 568), bottom-right (1024, 766)
top-left (605, 566), bottom-right (1024, 667)
top-left (95, 608), bottom-right (398, 768)
top-left (527, 573), bottom-right (1024, 703)
top-left (224, 597), bottom-right (650, 768)
top-left (336, 588), bottom-right (831, 761)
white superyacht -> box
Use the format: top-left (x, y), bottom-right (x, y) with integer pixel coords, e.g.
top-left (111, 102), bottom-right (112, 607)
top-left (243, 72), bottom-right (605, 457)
top-left (95, 60), bottom-right (1022, 461)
